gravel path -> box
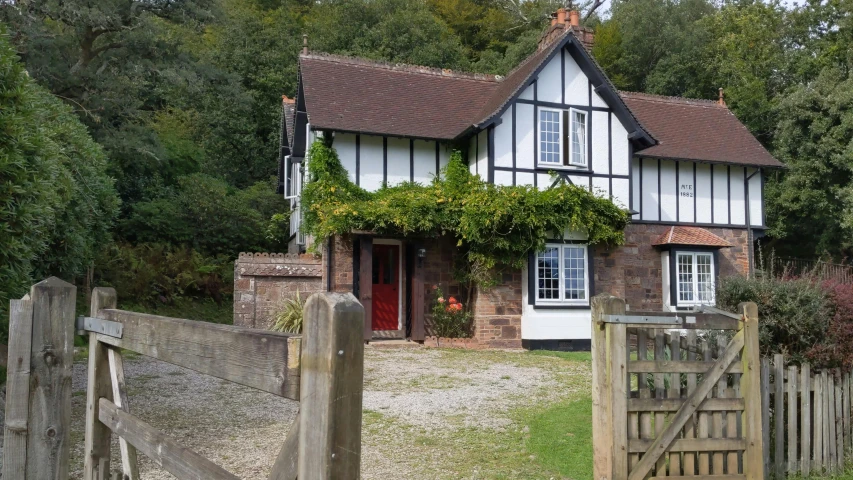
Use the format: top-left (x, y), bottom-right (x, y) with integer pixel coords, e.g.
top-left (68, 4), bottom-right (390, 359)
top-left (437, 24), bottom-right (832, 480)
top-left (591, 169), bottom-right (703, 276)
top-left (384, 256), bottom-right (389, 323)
top-left (66, 346), bottom-right (589, 479)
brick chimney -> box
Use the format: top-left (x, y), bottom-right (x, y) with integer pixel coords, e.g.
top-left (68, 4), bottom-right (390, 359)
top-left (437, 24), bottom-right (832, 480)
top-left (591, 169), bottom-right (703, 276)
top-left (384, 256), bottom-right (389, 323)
top-left (537, 8), bottom-right (596, 52)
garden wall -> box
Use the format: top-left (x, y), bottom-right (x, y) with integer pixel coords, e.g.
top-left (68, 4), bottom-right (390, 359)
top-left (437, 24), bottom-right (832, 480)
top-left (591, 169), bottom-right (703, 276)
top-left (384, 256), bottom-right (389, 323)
top-left (233, 252), bottom-right (323, 329)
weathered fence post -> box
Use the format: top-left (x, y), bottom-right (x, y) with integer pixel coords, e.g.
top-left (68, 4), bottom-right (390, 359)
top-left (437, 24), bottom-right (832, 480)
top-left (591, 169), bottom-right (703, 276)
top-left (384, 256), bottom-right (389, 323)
top-left (739, 301), bottom-right (764, 480)
top-left (2, 278), bottom-right (77, 479)
top-left (591, 294), bottom-right (625, 480)
top-left (3, 294), bottom-right (34, 478)
top-left (84, 287), bottom-right (117, 480)
top-left (298, 292), bottom-right (364, 479)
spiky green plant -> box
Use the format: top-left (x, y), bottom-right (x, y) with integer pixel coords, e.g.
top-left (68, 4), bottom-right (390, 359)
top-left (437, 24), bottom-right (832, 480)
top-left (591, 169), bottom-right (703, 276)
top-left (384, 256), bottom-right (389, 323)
top-left (272, 291), bottom-right (305, 333)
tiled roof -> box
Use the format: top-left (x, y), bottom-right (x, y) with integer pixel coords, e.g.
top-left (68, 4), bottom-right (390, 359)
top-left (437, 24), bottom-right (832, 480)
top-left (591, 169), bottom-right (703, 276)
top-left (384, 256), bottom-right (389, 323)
top-left (299, 53), bottom-right (500, 140)
top-left (621, 92), bottom-right (783, 168)
top-left (652, 226), bottom-right (733, 248)
top-left (282, 96), bottom-right (295, 151)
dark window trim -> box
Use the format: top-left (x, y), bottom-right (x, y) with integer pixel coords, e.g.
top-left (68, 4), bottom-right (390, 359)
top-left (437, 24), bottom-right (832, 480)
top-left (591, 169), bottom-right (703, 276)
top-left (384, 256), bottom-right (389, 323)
top-left (666, 246), bottom-right (720, 308)
top-left (527, 242), bottom-right (594, 308)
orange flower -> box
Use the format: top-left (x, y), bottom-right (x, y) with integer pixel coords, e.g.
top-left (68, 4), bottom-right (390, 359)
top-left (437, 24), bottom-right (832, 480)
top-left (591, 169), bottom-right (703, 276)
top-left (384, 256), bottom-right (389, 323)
top-left (448, 297), bottom-right (458, 304)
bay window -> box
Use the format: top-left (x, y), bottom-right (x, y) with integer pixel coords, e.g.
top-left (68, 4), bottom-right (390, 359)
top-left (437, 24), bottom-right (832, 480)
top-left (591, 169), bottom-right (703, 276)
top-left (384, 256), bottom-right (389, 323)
top-left (535, 244), bottom-right (589, 306)
top-left (674, 251), bottom-right (715, 306)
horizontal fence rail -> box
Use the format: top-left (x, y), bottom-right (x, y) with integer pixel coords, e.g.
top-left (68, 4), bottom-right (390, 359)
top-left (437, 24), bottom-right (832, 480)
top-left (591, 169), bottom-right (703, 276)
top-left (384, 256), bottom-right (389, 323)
top-left (761, 355), bottom-right (853, 478)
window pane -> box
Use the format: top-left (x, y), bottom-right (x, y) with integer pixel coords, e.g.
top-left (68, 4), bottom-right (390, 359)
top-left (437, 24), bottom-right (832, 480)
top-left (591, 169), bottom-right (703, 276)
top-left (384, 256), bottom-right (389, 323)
top-left (696, 254), bottom-right (714, 303)
top-left (537, 247), bottom-right (560, 299)
top-left (539, 110), bottom-right (561, 164)
top-left (677, 254), bottom-right (694, 302)
top-left (571, 111), bottom-right (586, 166)
top-left (563, 246), bottom-right (586, 300)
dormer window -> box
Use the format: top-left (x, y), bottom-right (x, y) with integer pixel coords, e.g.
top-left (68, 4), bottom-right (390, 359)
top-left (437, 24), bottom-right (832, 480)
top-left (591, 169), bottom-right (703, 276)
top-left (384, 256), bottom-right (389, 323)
top-left (538, 107), bottom-right (587, 168)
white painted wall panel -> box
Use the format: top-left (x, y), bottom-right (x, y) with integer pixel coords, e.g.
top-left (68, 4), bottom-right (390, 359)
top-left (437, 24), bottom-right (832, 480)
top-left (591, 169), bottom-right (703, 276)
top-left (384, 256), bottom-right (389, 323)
top-left (468, 136), bottom-right (477, 175)
top-left (494, 107), bottom-right (514, 168)
top-left (695, 163), bottom-right (712, 223)
top-left (537, 173), bottom-right (552, 190)
top-left (591, 111), bottom-right (609, 174)
top-left (412, 139), bottom-right (435, 184)
top-left (438, 143), bottom-right (451, 175)
top-left (519, 83), bottom-right (535, 100)
top-left (748, 168), bottom-right (763, 226)
top-left (677, 162), bottom-right (695, 223)
top-left (522, 267), bottom-right (591, 339)
top-left (477, 130), bottom-right (488, 179)
top-left (335, 133), bottom-right (358, 184)
top-left (712, 164), bottom-right (729, 224)
top-left (564, 49), bottom-right (589, 106)
top-left (569, 175), bottom-right (590, 190)
top-left (537, 54), bottom-right (562, 103)
top-left (612, 178), bottom-right (630, 209)
top-left (516, 103), bottom-right (535, 169)
top-left (611, 114), bottom-right (630, 176)
top-left (591, 89), bottom-right (608, 108)
top-left (660, 159), bottom-right (677, 222)
top-left (360, 135), bottom-right (384, 191)
top-left (517, 172), bottom-right (534, 187)
top-left (631, 158), bottom-right (641, 219)
top-left (494, 170), bottom-right (513, 186)
top-left (730, 167), bottom-right (746, 225)
top-left (386, 137), bottom-right (410, 185)
top-left (641, 159), bottom-right (659, 221)
top-left (592, 177), bottom-right (609, 199)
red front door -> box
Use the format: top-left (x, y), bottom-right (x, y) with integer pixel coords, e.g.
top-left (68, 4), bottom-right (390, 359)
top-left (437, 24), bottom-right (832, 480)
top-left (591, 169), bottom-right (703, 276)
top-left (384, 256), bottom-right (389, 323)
top-left (372, 244), bottom-right (399, 330)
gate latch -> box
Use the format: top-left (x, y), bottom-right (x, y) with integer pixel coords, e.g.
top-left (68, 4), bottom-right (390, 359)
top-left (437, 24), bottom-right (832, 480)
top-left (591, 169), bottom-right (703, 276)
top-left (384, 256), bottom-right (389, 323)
top-left (76, 316), bottom-right (123, 339)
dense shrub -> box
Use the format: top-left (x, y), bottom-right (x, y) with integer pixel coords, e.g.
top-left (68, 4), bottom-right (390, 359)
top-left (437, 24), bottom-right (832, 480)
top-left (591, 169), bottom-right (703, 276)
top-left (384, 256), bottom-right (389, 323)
top-left (0, 32), bottom-right (119, 340)
top-left (121, 174), bottom-right (288, 257)
top-left (95, 243), bottom-right (233, 306)
top-left (716, 274), bottom-right (844, 367)
top-left (429, 286), bottom-right (472, 338)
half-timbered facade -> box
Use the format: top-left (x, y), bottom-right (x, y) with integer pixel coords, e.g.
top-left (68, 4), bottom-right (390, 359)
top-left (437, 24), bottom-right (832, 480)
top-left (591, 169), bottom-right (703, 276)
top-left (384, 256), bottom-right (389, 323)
top-left (276, 9), bottom-right (782, 349)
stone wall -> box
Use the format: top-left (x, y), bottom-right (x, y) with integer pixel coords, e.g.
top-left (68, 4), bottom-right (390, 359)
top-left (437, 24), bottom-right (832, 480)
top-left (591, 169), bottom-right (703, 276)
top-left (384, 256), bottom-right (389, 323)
top-left (593, 224), bottom-right (751, 311)
top-left (233, 252), bottom-right (323, 329)
top-left (471, 270), bottom-right (524, 348)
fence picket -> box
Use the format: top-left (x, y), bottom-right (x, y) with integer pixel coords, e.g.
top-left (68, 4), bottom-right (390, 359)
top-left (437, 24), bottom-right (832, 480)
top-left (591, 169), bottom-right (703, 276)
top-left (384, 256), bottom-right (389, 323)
top-left (713, 337), bottom-right (727, 475)
top-left (669, 333), bottom-right (682, 476)
top-left (683, 331), bottom-right (698, 477)
top-left (801, 363), bottom-right (811, 477)
top-left (774, 354), bottom-right (785, 479)
top-left (760, 359), bottom-right (770, 477)
top-left (823, 371), bottom-right (830, 471)
top-left (814, 373), bottom-right (823, 473)
top-left (828, 371), bottom-right (836, 471)
top-left (698, 341), bottom-right (711, 476)
top-left (835, 370), bottom-right (843, 471)
top-left (788, 364), bottom-right (798, 473)
top-left (654, 330), bottom-right (667, 477)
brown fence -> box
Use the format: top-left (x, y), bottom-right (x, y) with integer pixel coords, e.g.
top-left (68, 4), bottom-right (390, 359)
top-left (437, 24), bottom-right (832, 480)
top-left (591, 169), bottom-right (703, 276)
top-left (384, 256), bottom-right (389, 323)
top-left (761, 354), bottom-right (853, 477)
top-left (3, 278), bottom-right (365, 480)
top-left (767, 257), bottom-right (853, 284)
top-left (591, 295), bottom-right (763, 480)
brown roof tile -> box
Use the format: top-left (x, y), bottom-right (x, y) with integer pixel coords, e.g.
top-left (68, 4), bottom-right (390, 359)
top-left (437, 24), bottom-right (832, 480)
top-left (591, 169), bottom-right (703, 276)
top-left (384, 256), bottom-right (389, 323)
top-left (299, 53), bottom-right (500, 140)
top-left (621, 91), bottom-right (783, 168)
top-left (652, 226), bottom-right (733, 247)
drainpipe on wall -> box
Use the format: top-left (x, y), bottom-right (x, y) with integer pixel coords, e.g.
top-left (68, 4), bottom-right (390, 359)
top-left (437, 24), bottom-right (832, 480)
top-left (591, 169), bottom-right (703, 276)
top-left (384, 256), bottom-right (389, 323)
top-left (326, 237), bottom-right (333, 291)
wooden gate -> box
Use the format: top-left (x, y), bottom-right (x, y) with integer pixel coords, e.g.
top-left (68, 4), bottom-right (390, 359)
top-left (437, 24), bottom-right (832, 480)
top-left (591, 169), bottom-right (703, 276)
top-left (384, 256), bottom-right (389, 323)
top-left (591, 295), bottom-right (764, 480)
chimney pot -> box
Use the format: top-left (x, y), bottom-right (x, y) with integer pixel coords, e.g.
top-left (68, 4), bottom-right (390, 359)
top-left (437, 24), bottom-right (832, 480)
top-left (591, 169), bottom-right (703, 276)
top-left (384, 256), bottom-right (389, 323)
top-left (569, 10), bottom-right (580, 27)
top-left (556, 8), bottom-right (567, 25)
top-left (302, 33), bottom-right (308, 55)
top-left (718, 88), bottom-right (726, 106)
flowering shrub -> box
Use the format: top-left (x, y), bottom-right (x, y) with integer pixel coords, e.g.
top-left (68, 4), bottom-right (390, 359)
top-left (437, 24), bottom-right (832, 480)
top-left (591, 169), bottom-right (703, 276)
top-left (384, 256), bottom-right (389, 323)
top-left (716, 274), bottom-right (853, 368)
top-left (430, 286), bottom-right (472, 339)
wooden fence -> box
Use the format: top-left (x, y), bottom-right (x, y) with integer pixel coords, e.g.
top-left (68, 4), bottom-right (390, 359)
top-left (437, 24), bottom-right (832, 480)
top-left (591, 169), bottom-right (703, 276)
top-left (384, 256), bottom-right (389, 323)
top-left (3, 279), bottom-right (365, 480)
top-left (767, 257), bottom-right (853, 284)
top-left (591, 295), bottom-right (764, 480)
top-left (761, 354), bottom-right (853, 478)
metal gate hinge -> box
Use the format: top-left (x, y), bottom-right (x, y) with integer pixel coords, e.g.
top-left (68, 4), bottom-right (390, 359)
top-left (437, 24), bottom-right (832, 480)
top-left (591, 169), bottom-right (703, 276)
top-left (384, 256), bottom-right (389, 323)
top-left (76, 316), bottom-right (123, 338)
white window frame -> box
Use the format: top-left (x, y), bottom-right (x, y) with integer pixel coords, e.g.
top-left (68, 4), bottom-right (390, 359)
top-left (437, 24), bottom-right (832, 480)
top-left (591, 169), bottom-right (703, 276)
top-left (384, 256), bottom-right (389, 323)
top-left (538, 107), bottom-right (563, 166)
top-left (568, 108), bottom-right (587, 167)
top-left (674, 251), bottom-right (716, 307)
top-left (534, 243), bottom-right (590, 306)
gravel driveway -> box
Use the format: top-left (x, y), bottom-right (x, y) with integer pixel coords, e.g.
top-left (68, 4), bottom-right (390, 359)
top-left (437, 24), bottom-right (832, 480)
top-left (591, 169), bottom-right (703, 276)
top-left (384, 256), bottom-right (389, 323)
top-left (67, 345), bottom-right (591, 479)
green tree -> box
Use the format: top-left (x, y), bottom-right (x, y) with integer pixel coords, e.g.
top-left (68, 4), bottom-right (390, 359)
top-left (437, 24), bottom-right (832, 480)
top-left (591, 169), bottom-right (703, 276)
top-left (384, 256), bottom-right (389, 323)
top-left (765, 67), bottom-right (853, 258)
top-left (0, 32), bottom-right (119, 335)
